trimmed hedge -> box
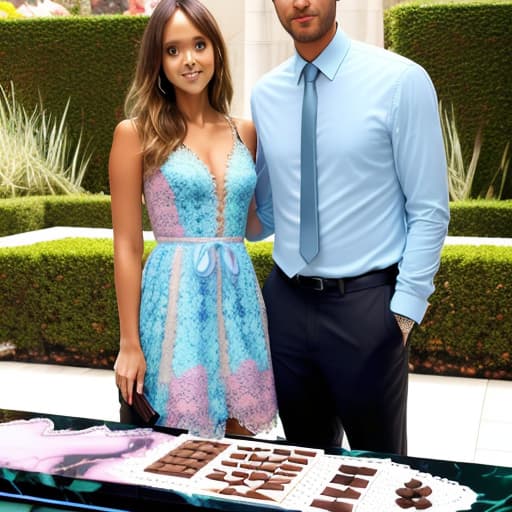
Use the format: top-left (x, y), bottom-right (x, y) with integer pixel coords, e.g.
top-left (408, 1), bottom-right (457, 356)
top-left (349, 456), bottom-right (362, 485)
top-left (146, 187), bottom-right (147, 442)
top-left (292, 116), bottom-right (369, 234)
top-left (449, 200), bottom-right (512, 237)
top-left (1, 239), bottom-right (511, 379)
top-left (0, 195), bottom-right (151, 236)
top-left (414, 244), bottom-right (512, 379)
top-left (1, 5), bottom-right (511, 197)
top-left (0, 15), bottom-right (148, 193)
top-left (385, 2), bottom-right (512, 199)
top-left (2, 196), bottom-right (512, 238)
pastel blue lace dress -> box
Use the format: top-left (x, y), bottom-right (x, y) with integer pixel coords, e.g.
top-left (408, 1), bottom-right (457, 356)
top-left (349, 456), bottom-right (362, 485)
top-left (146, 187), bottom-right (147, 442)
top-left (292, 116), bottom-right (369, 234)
top-left (140, 118), bottom-right (278, 438)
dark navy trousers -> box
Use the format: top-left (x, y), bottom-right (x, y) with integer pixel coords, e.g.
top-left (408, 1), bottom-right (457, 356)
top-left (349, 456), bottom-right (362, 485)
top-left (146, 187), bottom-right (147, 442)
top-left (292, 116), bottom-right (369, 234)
top-left (263, 266), bottom-right (409, 455)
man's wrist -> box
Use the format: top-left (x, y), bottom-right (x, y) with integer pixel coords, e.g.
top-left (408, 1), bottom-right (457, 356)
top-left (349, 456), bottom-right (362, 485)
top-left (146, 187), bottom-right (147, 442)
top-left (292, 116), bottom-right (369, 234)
top-left (394, 314), bottom-right (416, 335)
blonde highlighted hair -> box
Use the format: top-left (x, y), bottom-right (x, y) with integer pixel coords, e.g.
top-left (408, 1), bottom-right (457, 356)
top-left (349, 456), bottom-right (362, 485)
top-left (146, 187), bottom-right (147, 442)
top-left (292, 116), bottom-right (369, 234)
top-left (125, 0), bottom-right (233, 173)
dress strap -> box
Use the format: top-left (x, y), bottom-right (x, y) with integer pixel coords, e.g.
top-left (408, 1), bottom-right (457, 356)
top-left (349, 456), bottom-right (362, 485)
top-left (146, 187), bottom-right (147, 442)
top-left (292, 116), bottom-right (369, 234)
top-left (224, 115), bottom-right (242, 144)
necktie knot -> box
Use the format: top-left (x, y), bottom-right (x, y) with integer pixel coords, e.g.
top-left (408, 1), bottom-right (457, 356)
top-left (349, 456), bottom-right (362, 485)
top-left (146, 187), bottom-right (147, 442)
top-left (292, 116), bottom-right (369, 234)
top-left (304, 62), bottom-right (319, 83)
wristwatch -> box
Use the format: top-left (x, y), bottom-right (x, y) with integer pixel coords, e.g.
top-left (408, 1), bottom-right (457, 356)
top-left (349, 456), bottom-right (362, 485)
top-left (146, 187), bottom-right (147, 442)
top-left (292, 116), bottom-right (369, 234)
top-left (394, 314), bottom-right (415, 336)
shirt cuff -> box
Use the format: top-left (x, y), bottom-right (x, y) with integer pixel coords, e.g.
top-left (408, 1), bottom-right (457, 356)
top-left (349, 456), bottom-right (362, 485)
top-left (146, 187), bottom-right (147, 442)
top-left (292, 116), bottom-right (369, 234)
top-left (390, 290), bottom-right (429, 325)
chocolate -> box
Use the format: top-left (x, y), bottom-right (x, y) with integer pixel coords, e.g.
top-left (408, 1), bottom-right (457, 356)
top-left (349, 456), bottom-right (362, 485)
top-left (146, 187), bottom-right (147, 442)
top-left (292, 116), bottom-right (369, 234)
top-left (331, 474), bottom-right (353, 486)
top-left (357, 466), bottom-right (377, 476)
top-left (339, 464), bottom-right (359, 474)
top-left (175, 449), bottom-right (195, 457)
top-left (396, 487), bottom-right (416, 499)
top-left (417, 486), bottom-right (433, 497)
top-left (288, 456), bottom-right (308, 465)
top-left (248, 471), bottom-right (270, 481)
top-left (245, 489), bottom-right (276, 501)
top-left (144, 440), bottom-right (228, 478)
top-left (230, 453), bottom-right (247, 460)
top-left (259, 482), bottom-right (285, 491)
top-left (249, 453), bottom-right (269, 462)
top-left (268, 476), bottom-right (292, 482)
top-left (260, 463), bottom-right (278, 472)
top-left (404, 478), bottom-right (422, 489)
top-left (413, 497), bottom-right (432, 509)
top-left (295, 449), bottom-right (316, 457)
top-left (232, 471), bottom-right (249, 478)
top-left (206, 472), bottom-right (226, 481)
top-left (221, 460), bottom-right (237, 467)
top-left (273, 449), bottom-right (291, 456)
top-left (349, 477), bottom-right (369, 488)
top-left (240, 463), bottom-right (259, 470)
top-left (267, 455), bottom-right (288, 462)
top-left (280, 463), bottom-right (302, 472)
top-left (321, 486), bottom-right (361, 500)
top-left (396, 497), bottom-right (415, 509)
top-left (310, 499), bottom-right (354, 512)
top-left (219, 487), bottom-right (238, 495)
top-left (275, 471), bottom-right (297, 477)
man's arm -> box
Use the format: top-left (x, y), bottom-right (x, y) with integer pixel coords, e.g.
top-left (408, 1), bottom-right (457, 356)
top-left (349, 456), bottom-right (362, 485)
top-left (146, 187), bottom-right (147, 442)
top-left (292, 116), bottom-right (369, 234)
top-left (390, 63), bottom-right (450, 324)
top-left (248, 103), bottom-right (275, 241)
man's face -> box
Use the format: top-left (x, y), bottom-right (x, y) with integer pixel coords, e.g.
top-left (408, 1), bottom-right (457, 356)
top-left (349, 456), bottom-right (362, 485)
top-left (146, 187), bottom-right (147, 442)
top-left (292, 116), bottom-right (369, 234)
top-left (272, 0), bottom-right (337, 44)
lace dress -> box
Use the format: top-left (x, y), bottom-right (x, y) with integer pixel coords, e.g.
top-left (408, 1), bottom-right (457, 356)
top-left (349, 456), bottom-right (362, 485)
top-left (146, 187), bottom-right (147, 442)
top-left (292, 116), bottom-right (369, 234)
top-left (140, 119), bottom-right (278, 438)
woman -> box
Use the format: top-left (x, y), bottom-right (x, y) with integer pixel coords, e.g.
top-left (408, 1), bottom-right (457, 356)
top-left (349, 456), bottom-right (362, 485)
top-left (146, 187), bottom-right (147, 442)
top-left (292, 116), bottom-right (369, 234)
top-left (109, 0), bottom-right (277, 438)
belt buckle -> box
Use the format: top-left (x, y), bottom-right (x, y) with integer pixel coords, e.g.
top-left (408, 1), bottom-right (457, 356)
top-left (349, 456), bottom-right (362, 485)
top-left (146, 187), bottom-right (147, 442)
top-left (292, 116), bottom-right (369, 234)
top-left (310, 277), bottom-right (324, 291)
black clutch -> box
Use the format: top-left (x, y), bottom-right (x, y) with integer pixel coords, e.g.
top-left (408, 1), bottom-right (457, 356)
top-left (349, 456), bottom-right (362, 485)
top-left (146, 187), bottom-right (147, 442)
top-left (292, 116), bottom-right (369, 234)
top-left (131, 388), bottom-right (160, 426)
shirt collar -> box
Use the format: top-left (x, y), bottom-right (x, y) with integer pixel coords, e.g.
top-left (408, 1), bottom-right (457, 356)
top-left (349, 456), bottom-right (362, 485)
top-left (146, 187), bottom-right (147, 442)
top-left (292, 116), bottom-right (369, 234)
top-left (294, 27), bottom-right (351, 84)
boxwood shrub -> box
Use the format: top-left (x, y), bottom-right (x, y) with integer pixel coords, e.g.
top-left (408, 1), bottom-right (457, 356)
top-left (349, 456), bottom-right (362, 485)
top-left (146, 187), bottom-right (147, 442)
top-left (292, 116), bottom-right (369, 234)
top-left (1, 239), bottom-right (511, 379)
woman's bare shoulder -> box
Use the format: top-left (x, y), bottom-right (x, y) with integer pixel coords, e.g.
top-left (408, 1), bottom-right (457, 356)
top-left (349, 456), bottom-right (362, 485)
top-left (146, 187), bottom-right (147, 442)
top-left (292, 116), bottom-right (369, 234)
top-left (113, 118), bottom-right (141, 144)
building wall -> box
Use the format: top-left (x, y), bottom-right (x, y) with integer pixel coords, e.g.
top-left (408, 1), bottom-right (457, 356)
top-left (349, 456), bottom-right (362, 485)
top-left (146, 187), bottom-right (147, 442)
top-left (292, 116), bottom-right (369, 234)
top-left (202, 0), bottom-right (384, 117)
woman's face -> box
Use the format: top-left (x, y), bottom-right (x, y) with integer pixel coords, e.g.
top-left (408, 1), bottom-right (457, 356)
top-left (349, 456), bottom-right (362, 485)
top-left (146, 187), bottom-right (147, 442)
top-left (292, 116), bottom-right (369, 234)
top-left (161, 8), bottom-right (215, 99)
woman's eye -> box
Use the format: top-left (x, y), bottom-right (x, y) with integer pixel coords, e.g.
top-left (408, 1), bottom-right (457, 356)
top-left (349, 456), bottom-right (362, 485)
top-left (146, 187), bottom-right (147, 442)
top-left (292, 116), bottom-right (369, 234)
top-left (167, 46), bottom-right (178, 56)
top-left (195, 40), bottom-right (206, 50)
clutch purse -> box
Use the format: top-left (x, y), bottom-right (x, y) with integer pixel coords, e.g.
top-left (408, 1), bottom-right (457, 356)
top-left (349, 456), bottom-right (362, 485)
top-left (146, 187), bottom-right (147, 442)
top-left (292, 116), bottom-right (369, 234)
top-left (131, 387), bottom-right (160, 426)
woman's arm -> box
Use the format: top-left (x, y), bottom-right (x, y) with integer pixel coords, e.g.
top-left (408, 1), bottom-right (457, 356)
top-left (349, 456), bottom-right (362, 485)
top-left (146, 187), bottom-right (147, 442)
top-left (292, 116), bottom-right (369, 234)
top-left (234, 118), bottom-right (263, 239)
top-left (109, 119), bottom-right (147, 405)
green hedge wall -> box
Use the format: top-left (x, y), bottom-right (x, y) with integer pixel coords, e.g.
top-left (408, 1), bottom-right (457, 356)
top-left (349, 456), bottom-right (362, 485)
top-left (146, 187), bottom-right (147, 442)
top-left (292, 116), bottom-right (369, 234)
top-left (0, 195), bottom-right (151, 236)
top-left (1, 239), bottom-right (511, 379)
top-left (1, 6), bottom-right (511, 197)
top-left (2, 196), bottom-right (512, 238)
top-left (385, 2), bottom-right (512, 199)
top-left (0, 15), bottom-right (148, 193)
top-left (449, 200), bottom-right (512, 237)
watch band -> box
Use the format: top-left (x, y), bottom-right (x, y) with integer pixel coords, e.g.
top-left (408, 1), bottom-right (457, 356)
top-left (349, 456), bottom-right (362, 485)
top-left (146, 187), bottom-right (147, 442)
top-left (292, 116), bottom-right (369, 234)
top-left (394, 314), bottom-right (415, 335)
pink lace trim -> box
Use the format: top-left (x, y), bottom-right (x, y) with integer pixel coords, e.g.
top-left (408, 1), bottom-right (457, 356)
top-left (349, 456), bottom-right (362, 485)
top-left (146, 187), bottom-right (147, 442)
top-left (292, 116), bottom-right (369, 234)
top-left (158, 247), bottom-right (183, 385)
top-left (144, 171), bottom-right (185, 238)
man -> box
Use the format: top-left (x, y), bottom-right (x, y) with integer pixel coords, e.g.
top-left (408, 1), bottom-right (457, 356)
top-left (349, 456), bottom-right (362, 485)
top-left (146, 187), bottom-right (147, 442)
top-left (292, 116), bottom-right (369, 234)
top-left (249, 0), bottom-right (449, 455)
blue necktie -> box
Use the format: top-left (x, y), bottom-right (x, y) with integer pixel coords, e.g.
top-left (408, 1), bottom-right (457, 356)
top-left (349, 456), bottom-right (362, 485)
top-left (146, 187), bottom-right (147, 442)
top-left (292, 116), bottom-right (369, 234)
top-left (300, 62), bottom-right (320, 264)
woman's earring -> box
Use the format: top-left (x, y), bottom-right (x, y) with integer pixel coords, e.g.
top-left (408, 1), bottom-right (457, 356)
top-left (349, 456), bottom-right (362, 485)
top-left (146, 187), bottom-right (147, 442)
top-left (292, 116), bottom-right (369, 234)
top-left (157, 75), bottom-right (167, 95)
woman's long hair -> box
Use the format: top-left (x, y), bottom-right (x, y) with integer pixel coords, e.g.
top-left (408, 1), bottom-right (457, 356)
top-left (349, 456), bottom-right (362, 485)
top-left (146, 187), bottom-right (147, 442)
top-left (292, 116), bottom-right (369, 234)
top-left (125, 0), bottom-right (233, 174)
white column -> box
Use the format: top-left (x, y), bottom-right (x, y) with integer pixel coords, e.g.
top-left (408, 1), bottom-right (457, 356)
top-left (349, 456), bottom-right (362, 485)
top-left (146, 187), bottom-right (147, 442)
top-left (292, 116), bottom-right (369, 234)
top-left (338, 0), bottom-right (384, 47)
top-left (202, 0), bottom-right (385, 118)
top-left (242, 0), bottom-right (293, 117)
top-left (200, 0), bottom-right (247, 117)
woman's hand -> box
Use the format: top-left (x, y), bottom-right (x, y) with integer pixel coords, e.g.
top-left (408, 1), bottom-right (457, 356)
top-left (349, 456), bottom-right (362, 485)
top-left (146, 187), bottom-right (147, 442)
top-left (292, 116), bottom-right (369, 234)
top-left (114, 344), bottom-right (146, 405)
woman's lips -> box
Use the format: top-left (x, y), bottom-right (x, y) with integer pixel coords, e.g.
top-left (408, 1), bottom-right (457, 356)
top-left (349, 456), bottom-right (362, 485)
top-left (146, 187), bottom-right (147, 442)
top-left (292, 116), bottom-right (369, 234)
top-left (182, 71), bottom-right (201, 80)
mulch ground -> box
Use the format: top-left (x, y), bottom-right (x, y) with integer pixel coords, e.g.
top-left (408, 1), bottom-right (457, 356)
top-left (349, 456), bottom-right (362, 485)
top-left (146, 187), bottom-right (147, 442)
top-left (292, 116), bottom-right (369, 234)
top-left (0, 347), bottom-right (116, 370)
top-left (2, 347), bottom-right (511, 381)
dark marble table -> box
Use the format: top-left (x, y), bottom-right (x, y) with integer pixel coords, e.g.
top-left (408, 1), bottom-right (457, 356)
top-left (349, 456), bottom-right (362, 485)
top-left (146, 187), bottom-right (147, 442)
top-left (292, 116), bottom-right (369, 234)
top-left (0, 408), bottom-right (510, 512)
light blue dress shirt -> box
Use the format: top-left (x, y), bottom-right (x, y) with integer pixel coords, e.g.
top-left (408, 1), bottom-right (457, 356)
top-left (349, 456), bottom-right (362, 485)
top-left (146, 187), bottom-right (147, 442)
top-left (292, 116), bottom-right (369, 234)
top-left (249, 29), bottom-right (450, 324)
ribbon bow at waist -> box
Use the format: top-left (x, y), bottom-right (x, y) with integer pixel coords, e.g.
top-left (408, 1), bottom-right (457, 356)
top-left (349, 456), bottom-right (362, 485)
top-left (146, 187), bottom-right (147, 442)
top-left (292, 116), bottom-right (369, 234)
top-left (156, 236), bottom-right (243, 281)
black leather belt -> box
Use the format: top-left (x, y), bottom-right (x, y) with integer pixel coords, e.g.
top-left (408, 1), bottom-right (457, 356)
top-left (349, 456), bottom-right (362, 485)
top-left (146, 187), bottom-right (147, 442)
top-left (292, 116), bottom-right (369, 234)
top-left (276, 264), bottom-right (398, 295)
